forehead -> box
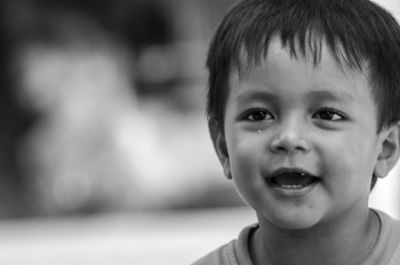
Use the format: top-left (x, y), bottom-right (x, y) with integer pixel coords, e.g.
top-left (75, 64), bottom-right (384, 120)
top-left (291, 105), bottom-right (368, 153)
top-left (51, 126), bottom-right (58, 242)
top-left (232, 36), bottom-right (371, 86)
top-left (228, 36), bottom-right (374, 104)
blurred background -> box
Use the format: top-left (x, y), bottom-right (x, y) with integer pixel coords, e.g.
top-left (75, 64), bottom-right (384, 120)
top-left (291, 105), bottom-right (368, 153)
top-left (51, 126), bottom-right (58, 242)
top-left (0, 0), bottom-right (399, 264)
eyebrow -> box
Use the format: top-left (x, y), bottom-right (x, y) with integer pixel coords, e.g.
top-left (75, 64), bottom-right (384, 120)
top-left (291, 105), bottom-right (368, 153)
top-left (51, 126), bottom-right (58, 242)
top-left (235, 90), bottom-right (278, 103)
top-left (307, 91), bottom-right (355, 103)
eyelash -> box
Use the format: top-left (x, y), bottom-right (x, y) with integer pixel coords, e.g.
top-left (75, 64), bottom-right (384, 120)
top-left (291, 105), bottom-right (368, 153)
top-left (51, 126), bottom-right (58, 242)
top-left (312, 108), bottom-right (347, 121)
top-left (242, 109), bottom-right (274, 121)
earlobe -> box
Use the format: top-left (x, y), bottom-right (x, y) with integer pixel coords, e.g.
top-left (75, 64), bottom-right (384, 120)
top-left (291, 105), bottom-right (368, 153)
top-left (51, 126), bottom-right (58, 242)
top-left (208, 119), bottom-right (232, 179)
top-left (374, 122), bottom-right (400, 179)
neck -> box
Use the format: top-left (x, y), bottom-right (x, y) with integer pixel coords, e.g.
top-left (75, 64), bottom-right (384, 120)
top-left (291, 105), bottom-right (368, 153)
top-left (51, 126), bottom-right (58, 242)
top-left (250, 209), bottom-right (379, 265)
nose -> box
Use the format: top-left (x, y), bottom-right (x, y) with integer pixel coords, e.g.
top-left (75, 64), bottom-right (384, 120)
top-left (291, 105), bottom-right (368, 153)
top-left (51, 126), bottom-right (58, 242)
top-left (269, 119), bottom-right (310, 154)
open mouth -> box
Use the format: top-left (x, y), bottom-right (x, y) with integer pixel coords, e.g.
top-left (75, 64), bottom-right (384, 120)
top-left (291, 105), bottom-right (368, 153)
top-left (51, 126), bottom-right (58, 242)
top-left (267, 168), bottom-right (319, 190)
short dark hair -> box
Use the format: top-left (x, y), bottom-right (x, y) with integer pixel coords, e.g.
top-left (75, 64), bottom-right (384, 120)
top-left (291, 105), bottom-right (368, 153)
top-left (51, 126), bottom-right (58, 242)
top-left (206, 0), bottom-right (400, 130)
top-left (206, 0), bottom-right (400, 189)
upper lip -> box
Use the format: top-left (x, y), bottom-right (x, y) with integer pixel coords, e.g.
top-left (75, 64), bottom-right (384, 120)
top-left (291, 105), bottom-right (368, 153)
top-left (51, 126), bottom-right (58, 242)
top-left (268, 167), bottom-right (318, 179)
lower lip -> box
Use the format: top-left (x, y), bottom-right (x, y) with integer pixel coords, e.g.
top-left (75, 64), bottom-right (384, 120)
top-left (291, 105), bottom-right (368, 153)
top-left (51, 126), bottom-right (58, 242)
top-left (268, 180), bottom-right (319, 197)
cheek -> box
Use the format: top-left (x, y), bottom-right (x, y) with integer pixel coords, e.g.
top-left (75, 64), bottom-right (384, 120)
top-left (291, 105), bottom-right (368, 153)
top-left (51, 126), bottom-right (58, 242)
top-left (321, 134), bottom-right (377, 188)
top-left (230, 139), bottom-right (259, 177)
top-left (227, 134), bottom-right (264, 189)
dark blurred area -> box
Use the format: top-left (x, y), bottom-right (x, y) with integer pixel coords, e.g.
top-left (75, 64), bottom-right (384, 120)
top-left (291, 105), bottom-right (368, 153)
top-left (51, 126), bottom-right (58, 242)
top-left (1, 0), bottom-right (398, 220)
top-left (0, 0), bottom-right (246, 218)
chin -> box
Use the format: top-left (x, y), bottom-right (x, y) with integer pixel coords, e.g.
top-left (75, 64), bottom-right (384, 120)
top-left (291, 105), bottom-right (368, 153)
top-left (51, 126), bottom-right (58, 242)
top-left (259, 209), bottom-right (323, 231)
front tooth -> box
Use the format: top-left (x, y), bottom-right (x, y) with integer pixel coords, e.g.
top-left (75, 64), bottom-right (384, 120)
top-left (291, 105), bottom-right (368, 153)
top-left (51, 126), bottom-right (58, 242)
top-left (281, 184), bottom-right (304, 189)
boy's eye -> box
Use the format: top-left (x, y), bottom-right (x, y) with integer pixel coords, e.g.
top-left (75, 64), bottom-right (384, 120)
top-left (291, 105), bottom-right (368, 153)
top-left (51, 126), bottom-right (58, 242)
top-left (313, 109), bottom-right (345, 121)
top-left (245, 110), bottom-right (273, 121)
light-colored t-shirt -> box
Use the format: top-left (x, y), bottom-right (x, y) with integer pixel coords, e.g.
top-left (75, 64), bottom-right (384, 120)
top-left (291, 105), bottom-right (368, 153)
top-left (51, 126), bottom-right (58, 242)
top-left (191, 209), bottom-right (400, 265)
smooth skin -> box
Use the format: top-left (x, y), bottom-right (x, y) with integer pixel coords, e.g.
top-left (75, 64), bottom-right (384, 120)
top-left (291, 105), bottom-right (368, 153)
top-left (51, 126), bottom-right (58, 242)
top-left (209, 36), bottom-right (400, 265)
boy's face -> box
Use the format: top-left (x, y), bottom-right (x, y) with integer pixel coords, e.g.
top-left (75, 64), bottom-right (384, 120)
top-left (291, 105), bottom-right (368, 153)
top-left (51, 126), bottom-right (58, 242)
top-left (211, 37), bottom-right (399, 230)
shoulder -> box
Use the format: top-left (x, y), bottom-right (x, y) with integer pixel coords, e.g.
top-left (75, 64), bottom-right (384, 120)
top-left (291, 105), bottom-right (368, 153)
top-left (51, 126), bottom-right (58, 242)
top-left (379, 211), bottom-right (400, 264)
top-left (375, 209), bottom-right (400, 238)
top-left (191, 224), bottom-right (257, 265)
top-left (191, 241), bottom-right (236, 265)
top-left (370, 209), bottom-right (400, 264)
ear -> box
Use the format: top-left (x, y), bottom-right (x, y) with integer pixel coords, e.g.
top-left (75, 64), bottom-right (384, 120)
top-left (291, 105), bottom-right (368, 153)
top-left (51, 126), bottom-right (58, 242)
top-left (374, 122), bottom-right (400, 179)
top-left (208, 119), bottom-right (232, 179)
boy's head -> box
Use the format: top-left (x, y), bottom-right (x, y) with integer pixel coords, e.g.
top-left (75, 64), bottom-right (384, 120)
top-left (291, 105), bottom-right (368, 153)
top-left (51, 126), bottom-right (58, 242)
top-left (206, 0), bottom-right (400, 190)
top-left (206, 0), bottom-right (400, 130)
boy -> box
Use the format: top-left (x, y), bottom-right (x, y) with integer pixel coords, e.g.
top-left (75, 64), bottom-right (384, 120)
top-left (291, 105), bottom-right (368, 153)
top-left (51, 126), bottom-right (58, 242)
top-left (193, 0), bottom-right (400, 264)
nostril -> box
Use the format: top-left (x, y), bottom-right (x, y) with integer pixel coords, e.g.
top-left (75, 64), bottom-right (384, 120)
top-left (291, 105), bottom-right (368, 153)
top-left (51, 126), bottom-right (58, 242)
top-left (275, 146), bottom-right (288, 152)
top-left (295, 145), bottom-right (307, 151)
